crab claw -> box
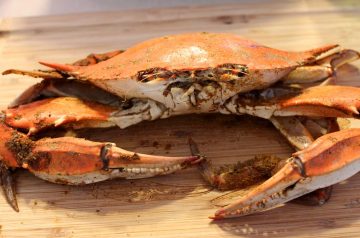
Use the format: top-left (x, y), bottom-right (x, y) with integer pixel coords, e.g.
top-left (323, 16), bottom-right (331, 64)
top-left (29, 137), bottom-right (202, 184)
top-left (211, 128), bottom-right (360, 219)
top-left (227, 85), bottom-right (360, 119)
top-left (0, 118), bottom-right (201, 185)
top-left (0, 114), bottom-right (202, 211)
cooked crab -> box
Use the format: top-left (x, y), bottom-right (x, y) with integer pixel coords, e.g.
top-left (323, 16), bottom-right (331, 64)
top-left (1, 32), bottom-right (360, 219)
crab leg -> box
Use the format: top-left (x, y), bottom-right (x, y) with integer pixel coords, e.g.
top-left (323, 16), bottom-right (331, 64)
top-left (2, 49), bottom-right (124, 79)
top-left (276, 86), bottom-right (360, 117)
top-left (282, 49), bottom-right (359, 85)
top-left (2, 69), bottom-right (64, 79)
top-left (270, 117), bottom-right (315, 150)
top-left (223, 85), bottom-right (360, 119)
top-left (211, 128), bottom-right (360, 219)
top-left (4, 97), bottom-right (118, 134)
top-left (282, 66), bottom-right (332, 85)
top-left (29, 137), bottom-right (200, 184)
top-left (7, 78), bottom-right (128, 109)
top-left (4, 95), bottom-right (168, 134)
top-left (0, 118), bottom-right (200, 211)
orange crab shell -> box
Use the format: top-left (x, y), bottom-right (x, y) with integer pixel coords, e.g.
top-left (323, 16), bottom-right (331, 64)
top-left (70, 32), bottom-right (337, 80)
top-left (40, 32), bottom-right (339, 110)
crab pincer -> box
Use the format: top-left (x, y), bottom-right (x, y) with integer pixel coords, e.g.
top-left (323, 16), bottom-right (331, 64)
top-left (211, 129), bottom-right (360, 219)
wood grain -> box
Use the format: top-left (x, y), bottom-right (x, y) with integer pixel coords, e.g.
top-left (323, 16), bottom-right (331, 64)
top-left (0, 0), bottom-right (360, 237)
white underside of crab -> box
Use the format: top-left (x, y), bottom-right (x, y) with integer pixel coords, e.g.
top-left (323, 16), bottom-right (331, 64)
top-left (107, 69), bottom-right (294, 128)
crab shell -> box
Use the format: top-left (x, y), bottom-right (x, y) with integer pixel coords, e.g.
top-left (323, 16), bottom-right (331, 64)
top-left (42, 32), bottom-right (338, 114)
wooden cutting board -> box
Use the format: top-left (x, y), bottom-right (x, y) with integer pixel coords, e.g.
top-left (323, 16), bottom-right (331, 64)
top-left (1, 1), bottom-right (360, 237)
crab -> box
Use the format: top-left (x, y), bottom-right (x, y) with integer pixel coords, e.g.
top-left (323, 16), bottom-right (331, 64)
top-left (1, 32), bottom-right (360, 219)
